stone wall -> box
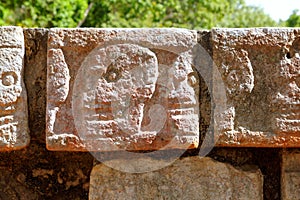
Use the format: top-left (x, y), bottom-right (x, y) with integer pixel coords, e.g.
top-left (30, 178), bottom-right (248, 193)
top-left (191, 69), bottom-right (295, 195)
top-left (0, 27), bottom-right (299, 199)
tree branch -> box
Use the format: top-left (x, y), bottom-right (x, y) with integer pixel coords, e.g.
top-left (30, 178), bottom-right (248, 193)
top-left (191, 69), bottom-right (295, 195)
top-left (77, 2), bottom-right (94, 27)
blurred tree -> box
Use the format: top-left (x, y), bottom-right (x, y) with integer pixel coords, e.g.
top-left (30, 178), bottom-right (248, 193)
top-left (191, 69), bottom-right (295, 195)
top-left (0, 0), bottom-right (88, 27)
top-left (82, 0), bottom-right (278, 28)
top-left (219, 4), bottom-right (277, 27)
top-left (79, 0), bottom-right (278, 28)
top-left (0, 0), bottom-right (278, 28)
top-left (286, 9), bottom-right (300, 27)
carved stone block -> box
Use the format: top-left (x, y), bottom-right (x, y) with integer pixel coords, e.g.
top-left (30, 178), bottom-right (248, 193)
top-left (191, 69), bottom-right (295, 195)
top-left (0, 27), bottom-right (29, 150)
top-left (46, 28), bottom-right (199, 151)
top-left (212, 28), bottom-right (300, 147)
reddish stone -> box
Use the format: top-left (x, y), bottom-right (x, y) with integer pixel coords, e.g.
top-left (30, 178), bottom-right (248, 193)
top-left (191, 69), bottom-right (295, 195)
top-left (0, 27), bottom-right (29, 150)
top-left (46, 28), bottom-right (199, 151)
top-left (212, 28), bottom-right (300, 147)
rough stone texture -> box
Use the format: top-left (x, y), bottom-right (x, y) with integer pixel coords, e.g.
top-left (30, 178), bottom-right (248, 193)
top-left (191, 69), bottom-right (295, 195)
top-left (0, 28), bottom-right (95, 199)
top-left (0, 168), bottom-right (38, 200)
top-left (0, 26), bottom-right (29, 150)
top-left (0, 143), bottom-right (93, 200)
top-left (282, 150), bottom-right (300, 200)
top-left (46, 28), bottom-right (199, 151)
top-left (89, 156), bottom-right (263, 200)
top-left (212, 28), bottom-right (300, 147)
top-left (0, 27), bottom-right (294, 199)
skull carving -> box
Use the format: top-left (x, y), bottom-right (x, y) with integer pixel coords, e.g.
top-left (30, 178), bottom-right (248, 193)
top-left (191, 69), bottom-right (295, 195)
top-left (72, 43), bottom-right (199, 150)
top-left (74, 44), bottom-right (159, 146)
top-left (272, 37), bottom-right (300, 134)
top-left (0, 27), bottom-right (29, 149)
top-left (0, 61), bottom-right (22, 145)
top-left (46, 28), bottom-right (199, 151)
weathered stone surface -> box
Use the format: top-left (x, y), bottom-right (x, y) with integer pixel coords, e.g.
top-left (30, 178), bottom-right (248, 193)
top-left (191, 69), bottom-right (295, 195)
top-left (24, 28), bottom-right (48, 143)
top-left (0, 26), bottom-right (29, 150)
top-left (0, 28), bottom-right (94, 200)
top-left (0, 168), bottom-right (38, 200)
top-left (212, 28), bottom-right (300, 147)
top-left (89, 156), bottom-right (263, 200)
top-left (282, 150), bottom-right (300, 200)
top-left (46, 28), bottom-right (199, 151)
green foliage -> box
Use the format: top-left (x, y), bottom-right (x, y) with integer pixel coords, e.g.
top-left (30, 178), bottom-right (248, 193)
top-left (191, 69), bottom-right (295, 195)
top-left (0, 0), bottom-right (280, 28)
top-left (0, 0), bottom-right (88, 27)
top-left (82, 0), bottom-right (256, 29)
top-left (285, 10), bottom-right (300, 27)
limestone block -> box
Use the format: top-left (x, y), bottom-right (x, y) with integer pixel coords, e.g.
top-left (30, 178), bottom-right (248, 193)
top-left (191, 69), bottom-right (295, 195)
top-left (46, 28), bottom-right (199, 151)
top-left (89, 156), bottom-right (263, 200)
top-left (282, 150), bottom-right (300, 200)
top-left (0, 26), bottom-right (29, 150)
top-left (212, 28), bottom-right (300, 147)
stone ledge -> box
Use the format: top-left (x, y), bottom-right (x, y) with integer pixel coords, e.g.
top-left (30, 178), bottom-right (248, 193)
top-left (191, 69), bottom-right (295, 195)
top-left (89, 156), bottom-right (263, 200)
top-left (0, 27), bottom-right (299, 151)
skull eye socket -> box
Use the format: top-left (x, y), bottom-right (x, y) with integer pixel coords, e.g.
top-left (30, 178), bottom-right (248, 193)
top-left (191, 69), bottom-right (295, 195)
top-left (187, 72), bottom-right (199, 87)
top-left (1, 71), bottom-right (17, 86)
top-left (104, 65), bottom-right (122, 83)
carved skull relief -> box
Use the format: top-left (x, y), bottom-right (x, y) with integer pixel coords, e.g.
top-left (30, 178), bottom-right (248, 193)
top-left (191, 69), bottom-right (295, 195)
top-left (0, 27), bottom-right (29, 150)
top-left (73, 43), bottom-right (199, 150)
top-left (272, 37), bottom-right (300, 134)
top-left (46, 28), bottom-right (199, 151)
top-left (212, 28), bottom-right (300, 147)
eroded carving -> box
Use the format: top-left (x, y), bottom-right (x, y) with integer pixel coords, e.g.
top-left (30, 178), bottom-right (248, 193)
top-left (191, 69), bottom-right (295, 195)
top-left (47, 48), bottom-right (70, 104)
top-left (46, 28), bottom-right (199, 151)
top-left (73, 44), bottom-right (199, 150)
top-left (272, 38), bottom-right (300, 133)
top-left (0, 27), bottom-right (29, 150)
top-left (214, 47), bottom-right (254, 132)
top-left (79, 44), bottom-right (159, 139)
top-left (212, 28), bottom-right (300, 147)
top-left (47, 48), bottom-right (70, 140)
